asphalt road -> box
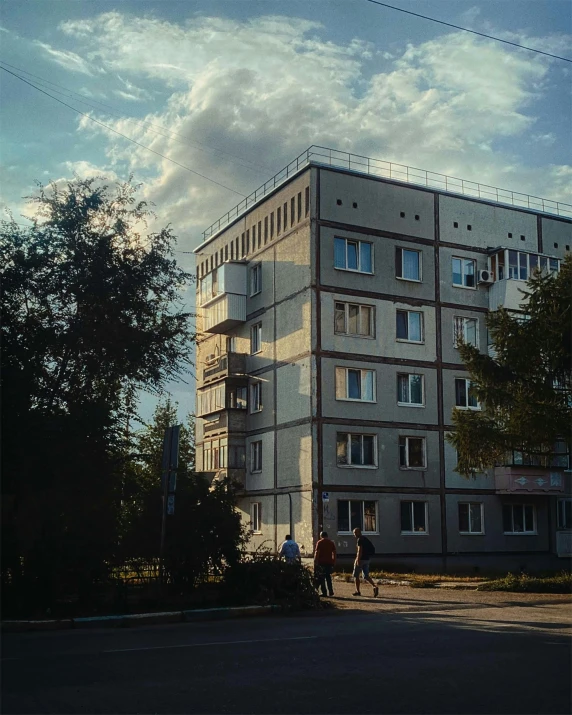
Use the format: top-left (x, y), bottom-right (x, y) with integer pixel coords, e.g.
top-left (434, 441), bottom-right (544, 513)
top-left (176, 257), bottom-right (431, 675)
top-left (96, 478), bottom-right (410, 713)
top-left (3, 592), bottom-right (571, 714)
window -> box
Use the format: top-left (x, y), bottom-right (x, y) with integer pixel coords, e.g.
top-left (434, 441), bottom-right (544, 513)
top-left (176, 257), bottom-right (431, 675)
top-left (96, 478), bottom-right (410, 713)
top-left (258, 221), bottom-right (262, 248)
top-left (197, 384), bottom-right (225, 416)
top-left (199, 266), bottom-right (225, 306)
top-left (250, 502), bottom-right (261, 532)
top-left (458, 503), bottom-right (484, 534)
top-left (397, 374), bottom-right (424, 406)
top-left (270, 213), bottom-right (274, 239)
top-left (335, 367), bottom-right (375, 402)
top-left (241, 233), bottom-right (245, 257)
top-left (396, 310), bottom-right (423, 343)
top-left (297, 192), bottom-right (302, 222)
top-left (334, 237), bottom-right (373, 273)
top-left (228, 386), bottom-right (247, 410)
top-left (455, 378), bottom-right (480, 409)
top-left (337, 500), bottom-right (377, 533)
top-left (334, 302), bottom-right (374, 337)
top-left (264, 216), bottom-right (268, 243)
top-left (401, 501), bottom-right (427, 533)
top-left (503, 504), bottom-right (535, 534)
top-left (203, 438), bottom-right (228, 471)
top-left (557, 499), bottom-right (572, 529)
top-left (250, 442), bottom-right (262, 473)
top-left (396, 247), bottom-right (421, 281)
top-left (336, 433), bottom-right (377, 467)
top-left (305, 186), bottom-right (310, 216)
top-left (452, 257), bottom-right (476, 288)
top-left (291, 197), bottom-right (295, 226)
top-left (277, 207), bottom-right (281, 234)
top-left (250, 322), bottom-right (262, 354)
top-left (250, 264), bottom-right (262, 296)
top-left (453, 316), bottom-right (478, 347)
top-left (283, 202), bottom-right (288, 230)
top-left (399, 436), bottom-right (426, 469)
top-left (250, 382), bottom-right (262, 413)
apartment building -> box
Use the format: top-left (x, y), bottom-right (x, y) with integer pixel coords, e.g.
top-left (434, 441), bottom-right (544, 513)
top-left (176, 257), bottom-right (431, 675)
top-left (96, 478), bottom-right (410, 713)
top-left (194, 147), bottom-right (572, 572)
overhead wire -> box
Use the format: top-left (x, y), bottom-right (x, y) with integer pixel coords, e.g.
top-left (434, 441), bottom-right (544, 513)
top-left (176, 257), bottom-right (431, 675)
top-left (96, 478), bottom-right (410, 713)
top-left (364, 0), bottom-right (572, 62)
top-left (0, 66), bottom-right (247, 198)
top-left (0, 59), bottom-right (274, 175)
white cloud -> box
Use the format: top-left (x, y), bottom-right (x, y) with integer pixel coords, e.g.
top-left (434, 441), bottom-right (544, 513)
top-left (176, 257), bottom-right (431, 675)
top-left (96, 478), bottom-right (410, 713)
top-left (52, 12), bottom-right (571, 249)
top-left (33, 40), bottom-right (94, 75)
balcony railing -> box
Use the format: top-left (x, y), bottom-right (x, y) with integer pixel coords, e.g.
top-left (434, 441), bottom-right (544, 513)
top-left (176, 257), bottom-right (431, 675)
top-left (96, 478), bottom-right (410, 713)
top-left (203, 352), bottom-right (247, 383)
top-left (203, 294), bottom-right (246, 333)
top-left (202, 409), bottom-right (247, 436)
top-left (494, 466), bottom-right (566, 494)
top-left (200, 145), bottom-right (572, 241)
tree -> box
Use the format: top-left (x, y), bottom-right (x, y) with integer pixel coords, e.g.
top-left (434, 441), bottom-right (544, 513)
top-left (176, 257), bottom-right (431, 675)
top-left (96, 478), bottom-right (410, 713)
top-left (448, 255), bottom-right (572, 477)
top-left (0, 176), bottom-right (195, 611)
top-left (122, 399), bottom-right (244, 588)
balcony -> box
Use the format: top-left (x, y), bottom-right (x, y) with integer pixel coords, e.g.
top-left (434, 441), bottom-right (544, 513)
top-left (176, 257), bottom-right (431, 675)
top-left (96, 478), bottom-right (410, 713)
top-left (199, 263), bottom-right (247, 333)
top-left (488, 279), bottom-right (530, 313)
top-left (202, 468), bottom-right (246, 490)
top-left (487, 249), bottom-right (560, 313)
top-left (202, 409), bottom-right (247, 437)
top-left (494, 466), bottom-right (566, 494)
top-left (203, 352), bottom-right (246, 384)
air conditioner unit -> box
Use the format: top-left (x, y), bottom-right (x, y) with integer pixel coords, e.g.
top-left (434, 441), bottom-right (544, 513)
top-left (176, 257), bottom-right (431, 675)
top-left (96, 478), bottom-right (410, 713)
top-left (478, 269), bottom-right (494, 285)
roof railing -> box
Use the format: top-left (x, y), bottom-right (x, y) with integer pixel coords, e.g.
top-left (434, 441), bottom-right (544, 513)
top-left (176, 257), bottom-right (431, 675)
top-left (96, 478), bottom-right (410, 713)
top-left (201, 145), bottom-right (572, 241)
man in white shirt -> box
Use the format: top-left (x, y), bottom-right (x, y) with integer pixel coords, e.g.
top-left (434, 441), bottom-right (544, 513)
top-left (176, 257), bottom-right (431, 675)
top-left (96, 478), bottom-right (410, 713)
top-left (278, 534), bottom-right (301, 564)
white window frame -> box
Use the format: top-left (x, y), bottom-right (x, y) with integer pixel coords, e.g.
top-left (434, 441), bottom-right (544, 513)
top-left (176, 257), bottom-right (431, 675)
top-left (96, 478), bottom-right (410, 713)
top-left (336, 432), bottom-right (378, 468)
top-left (557, 499), bottom-right (572, 529)
top-left (250, 263), bottom-right (262, 297)
top-left (452, 256), bottom-right (477, 289)
top-left (453, 316), bottom-right (479, 348)
top-left (250, 322), bottom-right (262, 355)
top-left (458, 502), bottom-right (485, 535)
top-left (503, 503), bottom-right (536, 535)
top-left (396, 309), bottom-right (424, 344)
top-left (334, 301), bottom-right (375, 338)
top-left (400, 501), bottom-right (429, 535)
top-left (250, 441), bottom-right (262, 473)
top-left (337, 499), bottom-right (378, 535)
top-left (250, 502), bottom-right (261, 532)
top-left (249, 381), bottom-right (262, 413)
top-left (396, 247), bottom-right (422, 282)
top-left (334, 237), bottom-right (374, 274)
top-left (399, 436), bottom-right (427, 470)
top-left (397, 373), bottom-right (425, 407)
top-left (454, 378), bottom-right (480, 410)
top-left (335, 367), bottom-right (376, 403)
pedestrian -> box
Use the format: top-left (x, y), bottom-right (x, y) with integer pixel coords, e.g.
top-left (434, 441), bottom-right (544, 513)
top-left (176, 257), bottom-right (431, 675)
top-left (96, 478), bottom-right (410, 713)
top-left (278, 534), bottom-right (301, 564)
top-left (352, 527), bottom-right (378, 598)
top-left (314, 531), bottom-right (336, 597)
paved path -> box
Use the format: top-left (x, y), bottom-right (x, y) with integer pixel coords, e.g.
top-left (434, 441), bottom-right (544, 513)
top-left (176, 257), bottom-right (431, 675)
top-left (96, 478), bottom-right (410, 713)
top-left (3, 588), bottom-right (571, 714)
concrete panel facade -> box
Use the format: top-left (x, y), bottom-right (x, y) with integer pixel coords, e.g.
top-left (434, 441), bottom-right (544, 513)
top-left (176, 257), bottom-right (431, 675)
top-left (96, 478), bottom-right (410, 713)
top-left (540, 217), bottom-right (572, 259)
top-left (277, 424), bottom-right (313, 488)
top-left (319, 169), bottom-right (435, 240)
top-left (321, 294), bottom-right (438, 362)
top-left (276, 358), bottom-right (312, 425)
top-left (439, 195), bottom-right (539, 251)
top-left (319, 227), bottom-right (436, 302)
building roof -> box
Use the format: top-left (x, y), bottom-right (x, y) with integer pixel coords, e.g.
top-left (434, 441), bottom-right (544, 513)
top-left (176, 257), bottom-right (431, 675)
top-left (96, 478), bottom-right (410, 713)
top-left (195, 145), bottom-right (572, 253)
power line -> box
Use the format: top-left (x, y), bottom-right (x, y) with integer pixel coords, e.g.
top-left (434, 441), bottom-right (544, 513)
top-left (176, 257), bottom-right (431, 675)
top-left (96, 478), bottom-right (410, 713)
top-left (0, 59), bottom-right (274, 175)
top-left (0, 66), bottom-right (247, 197)
top-left (365, 0), bottom-right (572, 63)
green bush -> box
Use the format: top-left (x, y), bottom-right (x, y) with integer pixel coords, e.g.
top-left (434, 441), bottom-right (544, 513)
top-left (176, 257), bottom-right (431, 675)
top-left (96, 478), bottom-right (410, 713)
top-left (223, 550), bottom-right (323, 611)
top-left (478, 571), bottom-right (572, 593)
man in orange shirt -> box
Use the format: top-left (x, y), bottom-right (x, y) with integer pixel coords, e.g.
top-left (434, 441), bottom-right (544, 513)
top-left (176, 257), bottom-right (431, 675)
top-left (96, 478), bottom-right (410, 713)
top-left (314, 531), bottom-right (336, 597)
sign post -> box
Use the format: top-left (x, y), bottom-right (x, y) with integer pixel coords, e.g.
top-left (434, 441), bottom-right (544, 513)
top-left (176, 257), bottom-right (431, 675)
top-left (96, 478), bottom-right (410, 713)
top-left (159, 425), bottom-right (180, 588)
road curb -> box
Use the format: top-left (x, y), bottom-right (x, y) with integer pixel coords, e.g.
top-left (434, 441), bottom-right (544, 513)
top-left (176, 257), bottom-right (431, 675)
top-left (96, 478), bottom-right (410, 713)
top-left (2, 605), bottom-right (280, 633)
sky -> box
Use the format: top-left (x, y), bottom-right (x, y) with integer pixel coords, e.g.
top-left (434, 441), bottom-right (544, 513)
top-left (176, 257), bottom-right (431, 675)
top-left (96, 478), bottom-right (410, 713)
top-left (1, 0), bottom-right (571, 420)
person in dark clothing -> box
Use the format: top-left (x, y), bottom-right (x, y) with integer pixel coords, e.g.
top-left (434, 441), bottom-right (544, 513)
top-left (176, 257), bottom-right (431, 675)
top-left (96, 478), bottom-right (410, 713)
top-left (314, 531), bottom-right (336, 597)
top-left (352, 527), bottom-right (378, 597)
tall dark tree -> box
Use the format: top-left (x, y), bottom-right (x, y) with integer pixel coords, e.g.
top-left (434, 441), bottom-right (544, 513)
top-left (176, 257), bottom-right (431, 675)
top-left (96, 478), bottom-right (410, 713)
top-left (1, 176), bottom-right (194, 612)
top-left (448, 255), bottom-right (572, 477)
